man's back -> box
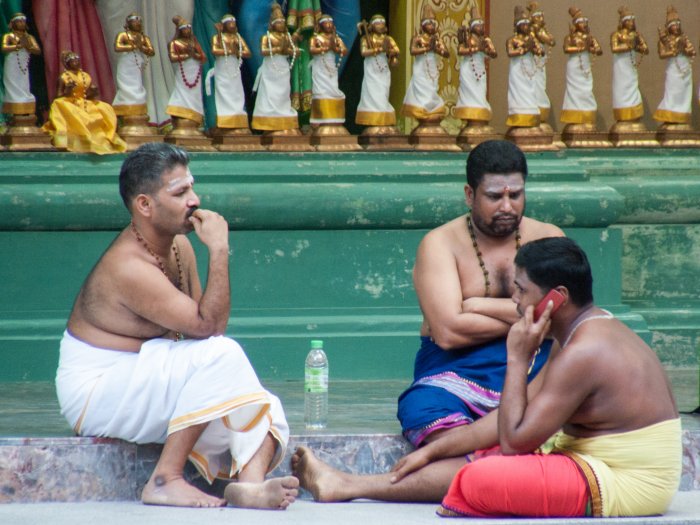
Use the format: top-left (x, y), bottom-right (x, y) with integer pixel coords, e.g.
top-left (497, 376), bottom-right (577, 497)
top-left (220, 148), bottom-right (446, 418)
top-left (557, 315), bottom-right (677, 437)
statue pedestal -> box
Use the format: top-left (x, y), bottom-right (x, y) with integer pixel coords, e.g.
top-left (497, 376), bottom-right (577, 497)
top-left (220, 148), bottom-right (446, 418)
top-left (656, 123), bottom-right (700, 148)
top-left (164, 117), bottom-right (215, 151)
top-left (358, 126), bottom-right (412, 151)
top-left (408, 120), bottom-right (461, 152)
top-left (211, 128), bottom-right (266, 152)
top-left (561, 124), bottom-right (612, 148)
top-left (456, 121), bottom-right (501, 151)
top-left (1, 114), bottom-right (53, 151)
top-left (261, 129), bottom-right (315, 152)
top-left (608, 121), bottom-right (659, 147)
top-left (310, 124), bottom-right (362, 151)
top-left (117, 115), bottom-right (163, 150)
top-left (505, 125), bottom-right (559, 152)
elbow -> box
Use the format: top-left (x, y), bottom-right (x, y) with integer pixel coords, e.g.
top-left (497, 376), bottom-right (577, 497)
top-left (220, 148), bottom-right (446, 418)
top-left (430, 328), bottom-right (468, 351)
top-left (499, 436), bottom-right (539, 456)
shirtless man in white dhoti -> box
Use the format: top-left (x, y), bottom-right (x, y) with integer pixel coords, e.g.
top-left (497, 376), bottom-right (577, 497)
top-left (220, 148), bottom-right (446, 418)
top-left (56, 142), bottom-right (298, 510)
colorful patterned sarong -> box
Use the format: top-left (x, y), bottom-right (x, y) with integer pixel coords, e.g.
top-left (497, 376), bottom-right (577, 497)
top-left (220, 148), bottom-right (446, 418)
top-left (438, 448), bottom-right (590, 518)
top-left (397, 336), bottom-right (551, 446)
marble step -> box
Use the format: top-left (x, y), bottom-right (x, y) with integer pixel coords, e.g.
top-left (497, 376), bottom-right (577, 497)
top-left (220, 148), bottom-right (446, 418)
top-left (1, 418), bottom-right (698, 503)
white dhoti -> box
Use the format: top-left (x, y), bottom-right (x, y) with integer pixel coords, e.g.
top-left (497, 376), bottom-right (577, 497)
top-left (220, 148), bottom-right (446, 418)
top-left (561, 52), bottom-right (597, 124)
top-left (214, 55), bottom-right (248, 129)
top-left (2, 48), bottom-right (35, 114)
top-left (533, 57), bottom-right (550, 118)
top-left (166, 57), bottom-right (204, 125)
top-left (653, 55), bottom-right (692, 124)
top-left (251, 55), bottom-right (298, 131)
top-left (56, 331), bottom-right (289, 483)
top-left (112, 52), bottom-right (148, 116)
top-left (310, 53), bottom-right (345, 124)
top-left (356, 53), bottom-right (395, 126)
top-left (401, 53), bottom-right (446, 120)
top-left (506, 54), bottom-right (540, 127)
top-left (612, 52), bottom-right (643, 121)
top-left (454, 53), bottom-right (491, 122)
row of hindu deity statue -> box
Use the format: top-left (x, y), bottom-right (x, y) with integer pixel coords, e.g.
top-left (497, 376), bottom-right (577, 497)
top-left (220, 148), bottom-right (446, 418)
top-left (2, 3), bottom-right (699, 154)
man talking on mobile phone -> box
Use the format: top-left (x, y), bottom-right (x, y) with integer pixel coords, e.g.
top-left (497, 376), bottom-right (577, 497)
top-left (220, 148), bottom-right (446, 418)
top-left (294, 140), bottom-right (564, 503)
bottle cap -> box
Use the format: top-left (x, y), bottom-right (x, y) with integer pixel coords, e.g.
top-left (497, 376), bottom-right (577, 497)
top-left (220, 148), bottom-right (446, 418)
top-left (310, 339), bottom-right (324, 349)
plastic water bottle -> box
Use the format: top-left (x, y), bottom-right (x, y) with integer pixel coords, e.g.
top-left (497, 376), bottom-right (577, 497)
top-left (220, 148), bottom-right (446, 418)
top-left (304, 339), bottom-right (328, 429)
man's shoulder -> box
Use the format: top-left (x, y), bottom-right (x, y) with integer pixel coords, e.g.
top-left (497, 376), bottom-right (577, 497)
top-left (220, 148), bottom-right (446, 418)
top-left (520, 216), bottom-right (565, 241)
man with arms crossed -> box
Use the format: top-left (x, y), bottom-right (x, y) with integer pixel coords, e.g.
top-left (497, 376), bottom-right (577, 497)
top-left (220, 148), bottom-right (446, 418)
top-left (56, 142), bottom-right (298, 509)
top-left (439, 237), bottom-right (680, 517)
top-left (293, 140), bottom-right (563, 501)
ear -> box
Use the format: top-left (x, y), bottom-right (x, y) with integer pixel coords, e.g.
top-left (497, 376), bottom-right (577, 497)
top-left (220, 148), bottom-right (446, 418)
top-left (464, 184), bottom-right (474, 207)
top-left (554, 285), bottom-right (570, 305)
top-left (133, 194), bottom-right (153, 218)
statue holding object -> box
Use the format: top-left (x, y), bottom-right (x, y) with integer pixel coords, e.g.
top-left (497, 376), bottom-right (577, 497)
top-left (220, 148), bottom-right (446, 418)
top-left (1, 12), bottom-right (51, 150)
top-left (251, 2), bottom-right (312, 151)
top-left (308, 13), bottom-right (359, 150)
top-left (454, 6), bottom-right (499, 149)
top-left (355, 14), bottom-right (408, 150)
top-left (560, 6), bottom-right (609, 147)
top-left (401, 5), bottom-right (459, 151)
top-left (653, 6), bottom-right (699, 146)
top-left (209, 14), bottom-right (263, 151)
top-left (609, 6), bottom-right (656, 146)
top-left (112, 13), bottom-right (161, 148)
top-left (165, 15), bottom-right (213, 150)
top-left (505, 6), bottom-right (555, 150)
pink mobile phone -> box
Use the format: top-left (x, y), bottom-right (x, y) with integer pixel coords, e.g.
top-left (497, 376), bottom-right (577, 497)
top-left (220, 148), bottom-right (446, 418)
top-left (533, 289), bottom-right (565, 322)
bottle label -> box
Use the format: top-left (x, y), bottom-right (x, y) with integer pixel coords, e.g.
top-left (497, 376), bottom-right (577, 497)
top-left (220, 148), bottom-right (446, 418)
top-left (305, 367), bottom-right (328, 393)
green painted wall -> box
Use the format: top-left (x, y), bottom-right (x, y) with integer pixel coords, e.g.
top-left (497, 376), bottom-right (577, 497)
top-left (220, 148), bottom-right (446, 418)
top-left (0, 150), bottom-right (697, 382)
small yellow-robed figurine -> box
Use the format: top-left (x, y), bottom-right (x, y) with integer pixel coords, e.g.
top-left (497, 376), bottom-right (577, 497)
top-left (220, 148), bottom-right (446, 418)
top-left (653, 6), bottom-right (696, 126)
top-left (42, 51), bottom-right (126, 154)
top-left (1, 12), bottom-right (41, 117)
top-left (211, 14), bottom-right (252, 130)
top-left (112, 13), bottom-right (155, 118)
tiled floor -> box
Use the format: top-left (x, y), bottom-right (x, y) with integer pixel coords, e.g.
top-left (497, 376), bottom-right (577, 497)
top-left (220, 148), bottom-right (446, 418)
top-left (0, 368), bottom-right (697, 437)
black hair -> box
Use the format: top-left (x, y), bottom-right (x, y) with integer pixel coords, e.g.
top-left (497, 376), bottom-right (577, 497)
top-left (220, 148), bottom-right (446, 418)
top-left (466, 140), bottom-right (528, 189)
top-left (515, 237), bottom-right (594, 306)
top-left (118, 142), bottom-right (190, 210)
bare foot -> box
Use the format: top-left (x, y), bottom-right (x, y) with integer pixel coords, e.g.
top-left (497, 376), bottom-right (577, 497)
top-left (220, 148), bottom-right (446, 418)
top-left (291, 445), bottom-right (352, 502)
top-left (224, 476), bottom-right (299, 510)
top-left (141, 474), bottom-right (226, 508)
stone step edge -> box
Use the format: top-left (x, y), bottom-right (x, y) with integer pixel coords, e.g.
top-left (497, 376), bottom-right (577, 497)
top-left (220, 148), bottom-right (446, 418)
top-left (1, 430), bottom-right (698, 503)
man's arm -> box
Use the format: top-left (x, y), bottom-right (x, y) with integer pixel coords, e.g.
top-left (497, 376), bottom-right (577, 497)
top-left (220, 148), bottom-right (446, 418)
top-left (389, 352), bottom-right (556, 482)
top-left (120, 210), bottom-right (230, 339)
top-left (499, 305), bottom-right (594, 454)
top-left (413, 231), bottom-right (514, 350)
